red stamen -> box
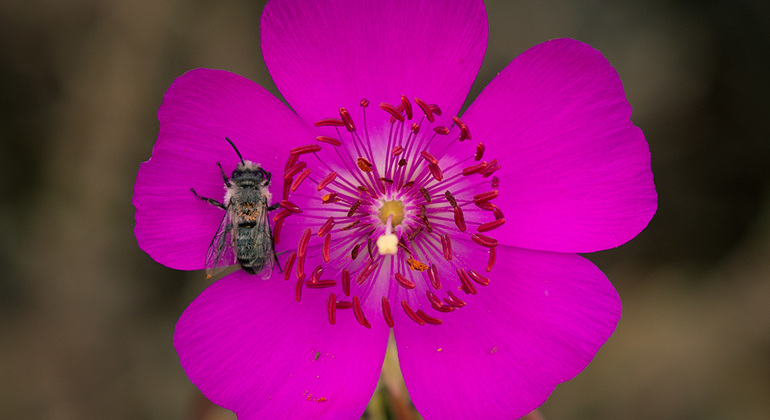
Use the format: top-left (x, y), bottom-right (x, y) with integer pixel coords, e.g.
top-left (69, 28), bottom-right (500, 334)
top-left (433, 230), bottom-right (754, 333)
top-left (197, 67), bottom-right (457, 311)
top-left (280, 200), bottom-right (301, 213)
top-left (342, 268), bottom-right (351, 296)
top-left (421, 150), bottom-right (438, 165)
top-left (445, 233), bottom-right (453, 260)
top-left (327, 293), bottom-right (336, 325)
top-left (322, 233), bottom-right (331, 262)
top-left (309, 264), bottom-right (323, 284)
top-left (481, 159), bottom-right (500, 177)
top-left (432, 303), bottom-right (454, 313)
top-left (426, 290), bottom-right (441, 306)
top-left (296, 254), bottom-right (305, 280)
top-left (446, 290), bottom-right (466, 307)
top-left (416, 309), bottom-right (442, 325)
top-left (306, 279), bottom-right (337, 289)
top-left (322, 192), bottom-right (339, 204)
top-left (284, 161), bottom-right (307, 180)
top-left (444, 190), bottom-right (457, 207)
top-left (468, 269), bottom-right (490, 286)
top-left (401, 301), bottom-right (426, 325)
top-left (493, 206), bottom-right (505, 220)
top-left (318, 217), bottom-right (335, 237)
top-left (475, 201), bottom-right (496, 211)
top-left (428, 163), bottom-right (443, 182)
top-left (471, 233), bottom-right (498, 248)
top-left (433, 126), bottom-right (450, 135)
top-left (282, 178), bottom-right (291, 201)
top-left (487, 247), bottom-right (497, 272)
top-left (428, 263), bottom-right (441, 289)
top-left (356, 157), bottom-right (373, 172)
top-left (273, 218), bottom-right (284, 244)
top-left (398, 158), bottom-right (407, 167)
top-left (392, 145), bottom-right (404, 156)
top-left (475, 142), bottom-right (485, 161)
top-left (297, 228), bottom-right (311, 258)
top-left (284, 154), bottom-right (298, 171)
top-left (402, 180), bottom-right (415, 189)
top-left (291, 168), bottom-right (311, 192)
top-left (459, 124), bottom-right (472, 142)
top-left (341, 219), bottom-right (360, 231)
top-left (478, 218), bottom-right (505, 232)
top-left (336, 301), bottom-right (353, 309)
top-left (410, 123), bottom-right (420, 134)
top-left (290, 144), bottom-right (322, 156)
top-left (295, 277), bottom-right (303, 301)
top-left (283, 252), bottom-right (296, 281)
top-left (339, 107), bottom-right (356, 132)
top-left (457, 269), bottom-right (477, 295)
top-left (428, 104), bottom-right (442, 116)
top-left (395, 272), bottom-right (416, 289)
top-left (378, 176), bottom-right (394, 184)
top-left (462, 161), bottom-right (487, 176)
top-left (355, 260), bottom-right (372, 285)
top-left (414, 98), bottom-right (434, 122)
top-left (401, 95), bottom-right (413, 120)
top-left (347, 200), bottom-right (361, 217)
top-left (316, 136), bottom-right (342, 147)
top-left (380, 102), bottom-right (405, 122)
top-left (453, 206), bottom-right (466, 232)
top-left (419, 187), bottom-right (432, 202)
top-left (491, 176), bottom-right (500, 189)
top-left (314, 118), bottom-right (344, 127)
top-left (474, 190), bottom-right (499, 202)
top-left (272, 208), bottom-right (292, 223)
top-left (382, 297), bottom-right (394, 328)
top-left (352, 296), bottom-right (371, 328)
top-left (351, 243), bottom-right (360, 260)
top-left (440, 234), bottom-right (451, 261)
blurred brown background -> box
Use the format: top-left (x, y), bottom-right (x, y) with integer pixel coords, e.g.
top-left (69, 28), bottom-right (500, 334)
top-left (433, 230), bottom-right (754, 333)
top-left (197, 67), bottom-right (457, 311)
top-left (1, 0), bottom-right (768, 419)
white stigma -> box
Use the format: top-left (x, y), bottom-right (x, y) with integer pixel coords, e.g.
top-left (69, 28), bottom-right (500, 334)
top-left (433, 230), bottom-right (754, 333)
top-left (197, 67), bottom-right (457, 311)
top-left (376, 215), bottom-right (398, 255)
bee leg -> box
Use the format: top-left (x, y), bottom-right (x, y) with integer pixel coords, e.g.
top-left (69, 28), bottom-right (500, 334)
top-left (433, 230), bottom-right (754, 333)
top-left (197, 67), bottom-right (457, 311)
top-left (267, 222), bottom-right (283, 273)
top-left (267, 202), bottom-right (280, 211)
top-left (217, 162), bottom-right (232, 188)
top-left (190, 188), bottom-right (226, 210)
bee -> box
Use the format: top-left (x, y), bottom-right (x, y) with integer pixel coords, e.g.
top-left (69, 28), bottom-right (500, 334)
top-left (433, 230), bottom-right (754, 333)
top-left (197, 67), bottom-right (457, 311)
top-left (191, 137), bottom-right (280, 278)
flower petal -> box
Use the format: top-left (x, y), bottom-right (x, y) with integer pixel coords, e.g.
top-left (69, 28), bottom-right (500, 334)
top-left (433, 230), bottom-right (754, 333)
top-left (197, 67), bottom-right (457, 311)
top-left (394, 246), bottom-right (621, 420)
top-left (261, 0), bottom-right (488, 125)
top-left (134, 68), bottom-right (317, 270)
top-left (462, 38), bottom-right (657, 253)
top-left (175, 271), bottom-right (389, 419)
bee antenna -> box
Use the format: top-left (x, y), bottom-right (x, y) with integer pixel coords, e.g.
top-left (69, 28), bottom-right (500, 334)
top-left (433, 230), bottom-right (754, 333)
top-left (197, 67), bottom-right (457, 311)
top-left (224, 137), bottom-right (246, 164)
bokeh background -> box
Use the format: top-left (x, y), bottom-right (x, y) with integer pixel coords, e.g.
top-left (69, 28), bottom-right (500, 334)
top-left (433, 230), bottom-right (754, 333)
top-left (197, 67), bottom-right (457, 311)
top-left (1, 0), bottom-right (769, 419)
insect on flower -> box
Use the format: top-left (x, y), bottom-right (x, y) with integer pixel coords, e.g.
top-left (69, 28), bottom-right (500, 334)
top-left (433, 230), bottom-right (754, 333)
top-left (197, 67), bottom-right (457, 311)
top-left (190, 137), bottom-right (280, 278)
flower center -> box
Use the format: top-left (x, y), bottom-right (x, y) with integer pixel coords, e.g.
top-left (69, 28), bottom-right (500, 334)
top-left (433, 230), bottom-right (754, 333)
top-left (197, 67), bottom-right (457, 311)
top-left (273, 96), bottom-right (503, 328)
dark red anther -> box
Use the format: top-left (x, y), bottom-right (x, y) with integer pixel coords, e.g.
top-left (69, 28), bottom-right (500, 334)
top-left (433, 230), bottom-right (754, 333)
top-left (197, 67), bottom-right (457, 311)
top-left (309, 264), bottom-right (323, 284)
top-left (458, 124), bottom-right (472, 142)
top-left (419, 187), bottom-right (431, 202)
top-left (342, 269), bottom-right (351, 296)
top-left (382, 297), bottom-right (394, 328)
top-left (284, 161), bottom-right (307, 180)
top-left (428, 263), bottom-right (441, 289)
top-left (481, 159), bottom-right (500, 177)
top-left (444, 233), bottom-right (453, 260)
top-left (280, 200), bottom-right (301, 214)
top-left (478, 218), bottom-right (505, 232)
top-left (327, 293), bottom-right (337, 325)
top-left (402, 180), bottom-right (415, 189)
top-left (401, 300), bottom-right (426, 325)
top-left (272, 208), bottom-right (291, 223)
top-left (351, 243), bottom-right (360, 260)
top-left (433, 126), bottom-right (450, 135)
top-left (428, 163), bottom-right (444, 182)
top-left (321, 192), bottom-right (339, 204)
top-left (306, 279), bottom-right (337, 289)
top-left (282, 178), bottom-right (291, 201)
top-left (283, 252), bottom-right (296, 281)
top-left (491, 176), bottom-right (500, 189)
top-left (475, 201), bottom-right (496, 211)
top-left (432, 303), bottom-right (454, 313)
top-left (296, 253), bottom-right (305, 280)
top-left (316, 172), bottom-right (337, 191)
top-left (468, 269), bottom-right (490, 286)
top-left (322, 233), bottom-right (331, 263)
top-left (411, 123), bottom-right (420, 134)
top-left (416, 309), bottom-right (442, 325)
top-left (380, 102), bottom-right (405, 122)
top-left (341, 219), bottom-right (360, 231)
top-left (487, 247), bottom-right (496, 272)
top-left (347, 200), bottom-right (361, 217)
top-left (444, 190), bottom-right (457, 207)
top-left (395, 272), bottom-right (416, 289)
top-left (426, 290), bottom-right (442, 307)
top-left (378, 177), bottom-right (394, 184)
top-left (474, 190), bottom-right (499, 202)
top-left (352, 296), bottom-right (371, 329)
top-left (355, 260), bottom-right (372, 285)
top-left (339, 107), bottom-right (356, 132)
top-left (316, 136), bottom-right (342, 147)
top-left (314, 118), bottom-right (345, 127)
top-left (471, 233), bottom-right (498, 248)
top-left (284, 154), bottom-right (298, 171)
top-left (475, 142), bottom-right (485, 161)
top-left (291, 168), bottom-right (311, 192)
top-left (274, 218), bottom-right (284, 244)
top-left (295, 277), bottom-right (303, 302)
top-left (398, 158), bottom-right (407, 167)
top-left (457, 268), bottom-right (477, 295)
top-left (318, 217), bottom-right (335, 237)
top-left (367, 237), bottom-right (374, 258)
top-left (428, 104), bottom-right (442, 116)
top-left (400, 95), bottom-right (413, 120)
top-left (392, 145), bottom-right (404, 156)
top-left (336, 301), bottom-right (353, 309)
top-left (297, 228), bottom-right (311, 258)
top-left (420, 150), bottom-right (439, 165)
top-left (360, 98), bottom-right (370, 107)
top-left (356, 157), bottom-right (373, 172)
top-left (440, 234), bottom-right (451, 261)
top-left (290, 144), bottom-right (322, 156)
top-left (445, 290), bottom-right (466, 307)
top-left (453, 206), bottom-right (466, 232)
top-left (414, 98), bottom-right (434, 122)
top-left (462, 161), bottom-right (487, 176)
top-left (408, 225), bottom-right (422, 241)
top-left (493, 206), bottom-right (505, 220)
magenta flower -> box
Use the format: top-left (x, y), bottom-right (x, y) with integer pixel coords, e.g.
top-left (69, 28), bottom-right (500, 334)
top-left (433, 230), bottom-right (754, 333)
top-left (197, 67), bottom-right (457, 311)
top-left (133, 0), bottom-right (656, 418)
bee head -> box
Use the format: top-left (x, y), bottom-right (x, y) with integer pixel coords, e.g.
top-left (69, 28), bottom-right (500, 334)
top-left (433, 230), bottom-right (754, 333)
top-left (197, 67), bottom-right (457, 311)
top-left (232, 161), bottom-right (271, 186)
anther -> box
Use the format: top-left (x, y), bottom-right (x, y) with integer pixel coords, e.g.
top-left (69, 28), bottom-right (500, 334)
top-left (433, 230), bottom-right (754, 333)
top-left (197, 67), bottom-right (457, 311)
top-left (478, 218), bottom-right (505, 232)
top-left (380, 102), bottom-right (405, 122)
top-left (453, 206), bottom-right (466, 232)
top-left (347, 200), bottom-right (361, 217)
top-left (481, 159), bottom-right (500, 177)
top-left (468, 269), bottom-right (490, 286)
top-left (414, 98), bottom-right (434, 122)
top-left (420, 150), bottom-right (438, 165)
top-left (400, 95), bottom-right (413, 120)
top-left (339, 108), bottom-right (356, 132)
top-left (290, 168), bottom-right (311, 192)
top-left (378, 177), bottom-right (394, 184)
top-left (419, 187), bottom-right (431, 202)
top-left (398, 158), bottom-right (407, 167)
top-left (327, 294), bottom-right (336, 325)
top-left (474, 190), bottom-right (499, 202)
top-left (280, 200), bottom-right (301, 213)
top-left (351, 243), bottom-right (360, 260)
top-left (440, 235), bottom-right (450, 261)
top-left (491, 176), bottom-right (500, 189)
top-left (428, 104), bottom-right (442, 116)
top-left (352, 296), bottom-right (371, 329)
top-left (356, 157), bottom-right (373, 172)
top-left (426, 290), bottom-right (442, 307)
top-left (360, 98), bottom-right (369, 107)
top-left (273, 208), bottom-right (292, 223)
top-left (342, 269), bottom-right (351, 296)
top-left (341, 219), bottom-right (360, 231)
top-left (486, 247), bottom-right (496, 272)
top-left (284, 252), bottom-right (296, 281)
top-left (475, 142), bottom-right (485, 161)
top-left (297, 228), bottom-right (311, 258)
top-left (395, 272), bottom-right (416, 289)
top-left (290, 144), bottom-right (322, 156)
top-left (475, 201), bottom-right (496, 211)
top-left (314, 118), bottom-right (345, 127)
top-left (382, 297), bottom-right (395, 328)
top-left (443, 233), bottom-right (453, 261)
top-left (322, 192), bottom-right (339, 204)
top-left (471, 233), bottom-right (498, 248)
top-left (355, 260), bottom-right (373, 285)
top-left (493, 206), bottom-right (504, 220)
top-left (305, 279), bottom-right (337, 289)
top-left (445, 290), bottom-right (466, 307)
top-left (428, 163), bottom-right (443, 182)
top-left (316, 136), bottom-right (342, 147)
top-left (285, 154), bottom-right (299, 171)
top-left (282, 178), bottom-right (291, 201)
top-left (410, 123), bottom-right (420, 134)
top-left (336, 301), bottom-right (353, 309)
top-left (416, 309), bottom-right (442, 325)
top-left (295, 277), bottom-right (303, 301)
top-left (407, 257), bottom-right (428, 271)
top-left (444, 190), bottom-right (457, 207)
top-left (433, 126), bottom-right (450, 135)
top-left (457, 268), bottom-right (477, 295)
top-left (322, 234), bottom-right (331, 262)
top-left (309, 265), bottom-right (324, 284)
top-left (401, 301), bottom-right (426, 325)
top-left (462, 161), bottom-right (487, 176)
top-left (428, 264), bottom-right (441, 289)
top-left (318, 216), bottom-right (335, 237)
top-left (391, 145), bottom-right (404, 156)
top-left (284, 161), bottom-right (307, 180)
top-left (274, 218), bottom-right (284, 245)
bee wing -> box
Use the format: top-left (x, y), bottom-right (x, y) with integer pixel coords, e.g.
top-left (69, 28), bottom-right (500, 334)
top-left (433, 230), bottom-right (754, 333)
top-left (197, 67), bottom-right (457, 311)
top-left (204, 208), bottom-right (237, 278)
top-left (255, 198), bottom-right (276, 280)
